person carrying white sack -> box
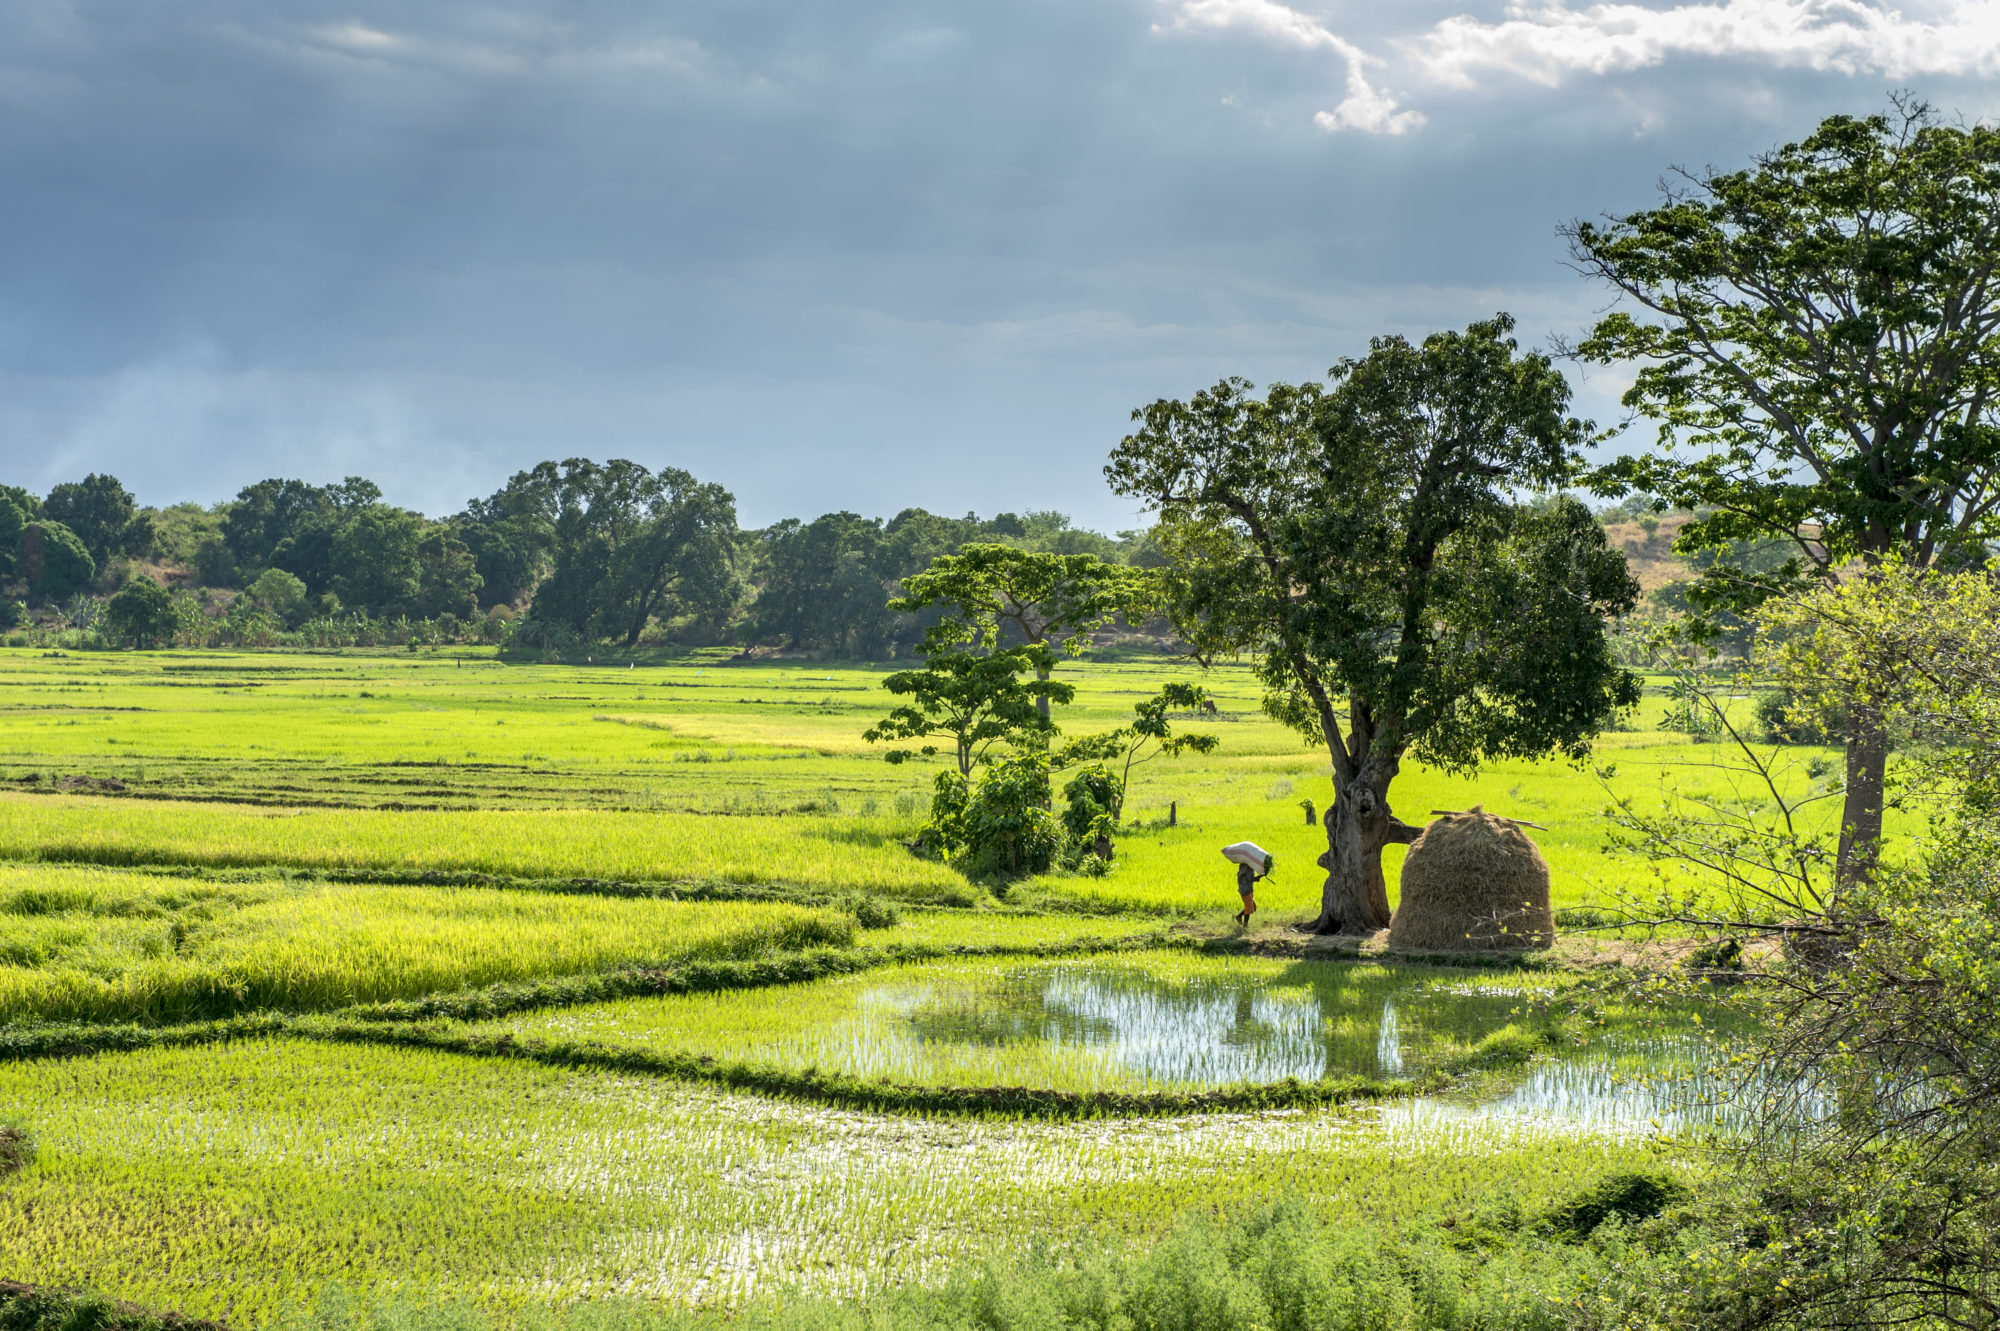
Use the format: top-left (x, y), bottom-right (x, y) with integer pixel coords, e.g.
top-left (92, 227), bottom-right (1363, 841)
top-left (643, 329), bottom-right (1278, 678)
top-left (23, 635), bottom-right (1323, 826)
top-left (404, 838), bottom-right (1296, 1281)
top-left (1221, 841), bottom-right (1273, 926)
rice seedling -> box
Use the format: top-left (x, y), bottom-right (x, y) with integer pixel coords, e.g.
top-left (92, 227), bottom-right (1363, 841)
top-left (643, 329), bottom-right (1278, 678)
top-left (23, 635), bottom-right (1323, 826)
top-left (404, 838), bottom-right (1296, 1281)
top-left (0, 798), bottom-right (971, 901)
top-left (0, 863), bottom-right (853, 1023)
top-left (0, 1037), bottom-right (1683, 1321)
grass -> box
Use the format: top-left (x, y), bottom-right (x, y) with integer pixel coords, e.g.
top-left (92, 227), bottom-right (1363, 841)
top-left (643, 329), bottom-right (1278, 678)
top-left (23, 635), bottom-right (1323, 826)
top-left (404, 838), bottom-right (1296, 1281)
top-left (0, 648), bottom-right (1853, 920)
top-left (0, 864), bottom-right (854, 1024)
top-left (0, 1036), bottom-right (1682, 1321)
top-left (0, 646), bottom-right (1783, 1321)
top-left (0, 797), bottom-right (973, 902)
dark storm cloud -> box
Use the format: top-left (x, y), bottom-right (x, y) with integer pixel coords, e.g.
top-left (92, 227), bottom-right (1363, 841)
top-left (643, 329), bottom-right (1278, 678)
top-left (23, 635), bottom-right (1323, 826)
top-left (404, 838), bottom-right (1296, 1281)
top-left (3, 0), bottom-right (1995, 524)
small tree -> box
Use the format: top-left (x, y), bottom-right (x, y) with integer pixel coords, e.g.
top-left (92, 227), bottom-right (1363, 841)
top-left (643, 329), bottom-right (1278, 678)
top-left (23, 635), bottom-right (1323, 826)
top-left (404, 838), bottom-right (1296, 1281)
top-left (1109, 315), bottom-right (1639, 934)
top-left (105, 577), bottom-right (177, 649)
top-left (893, 545), bottom-right (1155, 720)
top-left (245, 568), bottom-right (308, 622)
top-left (863, 645), bottom-right (1072, 777)
top-left (1052, 682), bottom-right (1221, 823)
top-left (1599, 567), bottom-right (2000, 1327)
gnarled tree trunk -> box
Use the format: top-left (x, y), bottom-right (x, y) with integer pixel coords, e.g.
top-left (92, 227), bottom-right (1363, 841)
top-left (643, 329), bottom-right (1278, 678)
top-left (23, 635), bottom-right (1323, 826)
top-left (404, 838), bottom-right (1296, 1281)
top-left (1835, 709), bottom-right (1888, 896)
top-left (1310, 754), bottom-right (1421, 934)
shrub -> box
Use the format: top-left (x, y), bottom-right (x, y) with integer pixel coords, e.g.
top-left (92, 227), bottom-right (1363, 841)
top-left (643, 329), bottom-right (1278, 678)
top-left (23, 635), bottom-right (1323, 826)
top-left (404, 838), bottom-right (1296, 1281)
top-left (1542, 1171), bottom-right (1690, 1239)
top-left (1755, 687), bottom-right (1837, 744)
top-left (960, 753), bottom-right (1066, 879)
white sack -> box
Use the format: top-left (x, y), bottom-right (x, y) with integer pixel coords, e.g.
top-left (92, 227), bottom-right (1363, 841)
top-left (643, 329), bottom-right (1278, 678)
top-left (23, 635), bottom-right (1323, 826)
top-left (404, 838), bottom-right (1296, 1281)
top-left (1221, 841), bottom-right (1273, 873)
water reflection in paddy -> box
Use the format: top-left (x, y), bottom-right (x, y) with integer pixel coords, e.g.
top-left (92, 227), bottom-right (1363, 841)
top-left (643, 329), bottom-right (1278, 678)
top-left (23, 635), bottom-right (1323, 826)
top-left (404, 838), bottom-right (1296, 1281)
top-left (480, 952), bottom-right (1744, 1128)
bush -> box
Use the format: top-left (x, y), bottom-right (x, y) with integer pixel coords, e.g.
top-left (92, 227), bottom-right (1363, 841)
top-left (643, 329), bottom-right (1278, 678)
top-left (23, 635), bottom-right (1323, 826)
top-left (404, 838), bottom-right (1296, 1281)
top-left (19, 521), bottom-right (93, 603)
top-left (104, 577), bottom-right (177, 649)
top-left (960, 753), bottom-right (1066, 879)
top-left (1542, 1171), bottom-right (1690, 1239)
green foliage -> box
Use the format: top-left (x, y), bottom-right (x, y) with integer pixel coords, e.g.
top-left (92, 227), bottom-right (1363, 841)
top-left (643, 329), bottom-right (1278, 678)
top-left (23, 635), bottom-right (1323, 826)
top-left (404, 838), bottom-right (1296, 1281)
top-left (522, 459), bottom-right (739, 647)
top-left (458, 481), bottom-right (556, 608)
top-left (751, 511), bottom-right (917, 656)
top-left (1061, 762), bottom-right (1120, 843)
top-left (865, 646), bottom-right (1071, 776)
top-left (245, 567), bottom-right (309, 621)
top-left (0, 1286), bottom-right (181, 1331)
top-left (1542, 1171), bottom-right (1689, 1239)
top-left (1577, 102), bottom-right (2000, 594)
top-left (893, 543), bottom-right (1155, 657)
top-left (958, 751), bottom-right (1067, 879)
top-left (103, 578), bottom-right (176, 650)
top-left (332, 506), bottom-right (427, 613)
top-left (42, 474), bottom-right (149, 570)
top-left (1754, 688), bottom-right (1833, 745)
top-left (0, 496), bottom-right (26, 581)
top-left (142, 502), bottom-right (227, 572)
top-left (1110, 316), bottom-right (1638, 780)
top-left (18, 522), bottom-right (94, 602)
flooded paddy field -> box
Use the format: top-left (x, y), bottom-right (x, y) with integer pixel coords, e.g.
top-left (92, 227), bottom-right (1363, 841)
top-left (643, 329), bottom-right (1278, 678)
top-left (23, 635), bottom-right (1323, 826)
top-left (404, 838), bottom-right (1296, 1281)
top-left (0, 649), bottom-right (1769, 1322)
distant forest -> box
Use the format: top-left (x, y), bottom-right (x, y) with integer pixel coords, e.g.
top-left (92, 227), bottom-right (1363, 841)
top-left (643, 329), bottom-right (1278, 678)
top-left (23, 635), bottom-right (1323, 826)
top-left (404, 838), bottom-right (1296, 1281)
top-left (0, 463), bottom-right (1172, 655)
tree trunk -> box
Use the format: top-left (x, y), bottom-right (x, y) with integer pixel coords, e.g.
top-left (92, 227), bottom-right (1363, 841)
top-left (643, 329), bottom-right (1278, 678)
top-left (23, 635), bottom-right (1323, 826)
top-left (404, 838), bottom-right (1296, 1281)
top-left (1309, 755), bottom-right (1420, 935)
top-left (1835, 710), bottom-right (1888, 897)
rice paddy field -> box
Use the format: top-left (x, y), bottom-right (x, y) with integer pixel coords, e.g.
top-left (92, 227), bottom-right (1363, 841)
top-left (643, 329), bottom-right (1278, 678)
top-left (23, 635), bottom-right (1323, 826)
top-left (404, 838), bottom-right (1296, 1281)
top-left (0, 645), bottom-right (1801, 1324)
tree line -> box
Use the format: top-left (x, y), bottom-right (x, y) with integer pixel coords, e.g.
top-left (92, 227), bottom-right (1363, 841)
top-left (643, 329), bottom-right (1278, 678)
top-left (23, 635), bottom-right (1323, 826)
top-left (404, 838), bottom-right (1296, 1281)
top-left (0, 462), bottom-right (1165, 654)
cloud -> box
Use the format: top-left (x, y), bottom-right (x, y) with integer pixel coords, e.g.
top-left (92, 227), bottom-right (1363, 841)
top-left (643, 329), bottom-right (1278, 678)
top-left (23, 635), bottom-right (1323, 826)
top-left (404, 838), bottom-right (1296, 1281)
top-left (1158, 0), bottom-right (1425, 133)
top-left (1163, 0), bottom-right (2000, 128)
top-left (1413, 0), bottom-right (2000, 87)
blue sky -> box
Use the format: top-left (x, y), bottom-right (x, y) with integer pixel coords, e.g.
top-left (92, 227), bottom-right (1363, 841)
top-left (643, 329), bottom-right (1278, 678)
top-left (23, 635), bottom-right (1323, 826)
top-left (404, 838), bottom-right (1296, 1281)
top-left (5, 0), bottom-right (1999, 528)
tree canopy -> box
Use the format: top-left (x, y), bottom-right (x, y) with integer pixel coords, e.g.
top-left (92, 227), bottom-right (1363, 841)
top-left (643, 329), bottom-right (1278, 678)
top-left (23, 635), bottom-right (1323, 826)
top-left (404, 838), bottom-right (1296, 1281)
top-left (43, 473), bottom-right (148, 571)
top-left (892, 544), bottom-right (1155, 717)
top-left (521, 459), bottom-right (739, 648)
top-left (1108, 314), bottom-right (1639, 932)
top-left (1572, 99), bottom-right (2000, 884)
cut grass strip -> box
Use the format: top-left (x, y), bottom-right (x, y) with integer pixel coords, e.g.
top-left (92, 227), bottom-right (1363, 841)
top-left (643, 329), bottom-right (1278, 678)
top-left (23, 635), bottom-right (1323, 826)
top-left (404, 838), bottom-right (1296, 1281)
top-left (0, 794), bottom-right (973, 901)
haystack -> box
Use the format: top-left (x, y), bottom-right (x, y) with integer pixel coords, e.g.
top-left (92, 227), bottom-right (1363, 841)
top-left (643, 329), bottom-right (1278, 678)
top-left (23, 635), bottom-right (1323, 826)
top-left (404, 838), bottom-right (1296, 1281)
top-left (1389, 806), bottom-right (1554, 951)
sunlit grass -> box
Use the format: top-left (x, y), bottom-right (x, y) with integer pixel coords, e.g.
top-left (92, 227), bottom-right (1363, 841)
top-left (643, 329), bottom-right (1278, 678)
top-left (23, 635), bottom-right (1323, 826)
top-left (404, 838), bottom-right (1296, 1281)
top-left (0, 863), bottom-right (852, 1023)
top-left (0, 795), bottom-right (971, 900)
top-left (0, 1037), bottom-right (1680, 1320)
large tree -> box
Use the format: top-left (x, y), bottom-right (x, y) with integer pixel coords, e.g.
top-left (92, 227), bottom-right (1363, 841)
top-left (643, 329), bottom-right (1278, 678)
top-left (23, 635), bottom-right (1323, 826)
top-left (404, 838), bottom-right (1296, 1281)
top-left (1572, 100), bottom-right (2000, 888)
top-left (1108, 315), bottom-right (1639, 934)
top-left (43, 473), bottom-right (149, 570)
top-left (892, 545), bottom-right (1156, 719)
top-left (525, 459), bottom-right (739, 646)
top-left (19, 521), bottom-right (95, 603)
top-left (749, 512), bottom-right (898, 655)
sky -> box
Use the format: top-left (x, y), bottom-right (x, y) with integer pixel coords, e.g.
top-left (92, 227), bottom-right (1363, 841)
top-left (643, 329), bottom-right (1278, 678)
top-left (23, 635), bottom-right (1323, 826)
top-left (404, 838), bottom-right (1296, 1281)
top-left (5, 1), bottom-right (2000, 530)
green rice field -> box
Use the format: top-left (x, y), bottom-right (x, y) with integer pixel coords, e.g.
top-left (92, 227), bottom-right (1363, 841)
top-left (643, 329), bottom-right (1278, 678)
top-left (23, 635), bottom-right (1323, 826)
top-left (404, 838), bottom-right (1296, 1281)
top-left (0, 646), bottom-right (1791, 1323)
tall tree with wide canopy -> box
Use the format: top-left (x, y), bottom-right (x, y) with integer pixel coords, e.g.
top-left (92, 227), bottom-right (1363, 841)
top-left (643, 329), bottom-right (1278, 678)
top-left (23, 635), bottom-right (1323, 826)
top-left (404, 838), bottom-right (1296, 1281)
top-left (1572, 100), bottom-right (2000, 888)
top-left (43, 473), bottom-right (148, 570)
top-left (892, 545), bottom-right (1156, 719)
top-left (1108, 315), bottom-right (1639, 934)
top-left (525, 459), bottom-right (739, 646)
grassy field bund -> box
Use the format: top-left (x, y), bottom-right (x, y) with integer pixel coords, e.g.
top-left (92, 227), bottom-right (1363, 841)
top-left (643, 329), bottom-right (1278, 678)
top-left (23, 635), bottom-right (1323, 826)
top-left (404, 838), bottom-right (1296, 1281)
top-left (0, 646), bottom-right (1803, 1325)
